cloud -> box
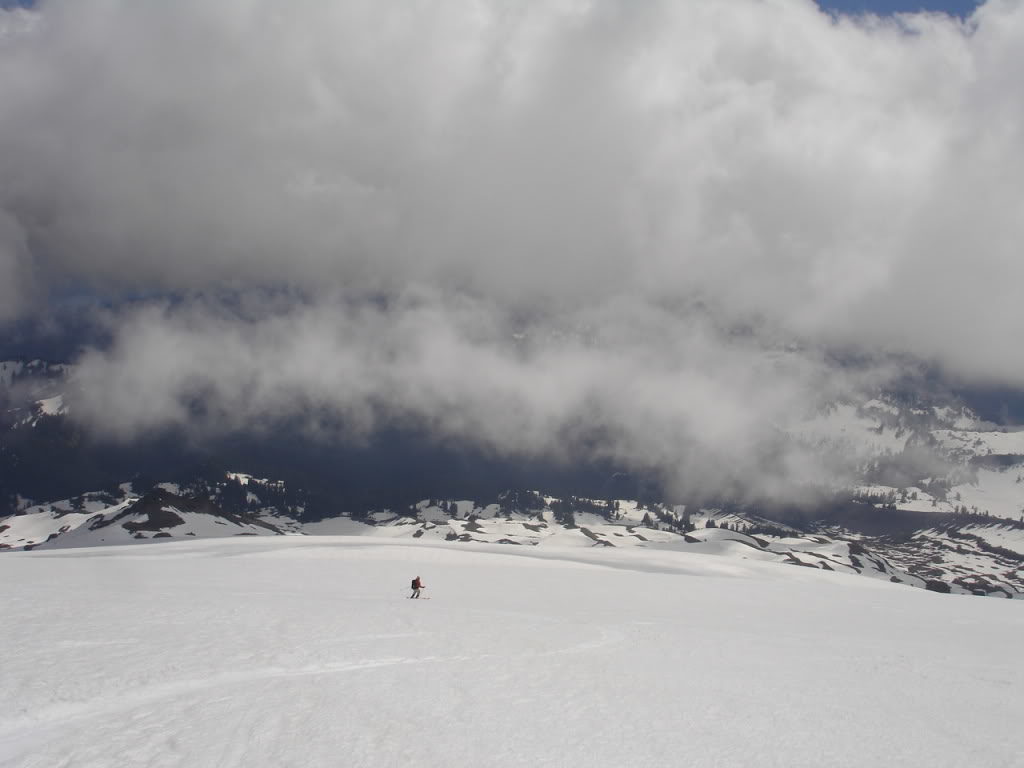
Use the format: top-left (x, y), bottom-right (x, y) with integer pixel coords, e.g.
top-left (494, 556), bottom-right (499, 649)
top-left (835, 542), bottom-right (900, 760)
top-left (71, 290), bottom-right (899, 499)
top-left (2, 0), bottom-right (1023, 495)
top-left (0, 209), bottom-right (35, 322)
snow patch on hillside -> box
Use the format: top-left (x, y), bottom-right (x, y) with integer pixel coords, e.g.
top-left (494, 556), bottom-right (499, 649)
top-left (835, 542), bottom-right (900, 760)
top-left (933, 429), bottom-right (1024, 457)
top-left (950, 469), bottom-right (1024, 521)
top-left (34, 395), bottom-right (64, 416)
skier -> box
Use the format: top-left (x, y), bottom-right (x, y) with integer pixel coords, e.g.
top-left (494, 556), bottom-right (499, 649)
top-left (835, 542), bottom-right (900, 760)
top-left (410, 576), bottom-right (425, 599)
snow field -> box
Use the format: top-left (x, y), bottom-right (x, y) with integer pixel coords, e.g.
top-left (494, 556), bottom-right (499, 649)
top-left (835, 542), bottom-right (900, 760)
top-left (1, 537), bottom-right (1023, 768)
top-left (950, 468), bottom-right (1024, 521)
top-left (857, 470), bottom-right (1024, 521)
top-left (956, 524), bottom-right (1024, 555)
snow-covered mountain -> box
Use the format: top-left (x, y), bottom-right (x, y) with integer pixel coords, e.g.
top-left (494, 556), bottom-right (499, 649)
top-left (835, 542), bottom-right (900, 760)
top-left (1, 486), bottom-right (285, 550)
top-left (1, 536), bottom-right (1021, 768)
top-left (305, 494), bottom-right (1024, 598)
top-left (5, 478), bottom-right (1022, 599)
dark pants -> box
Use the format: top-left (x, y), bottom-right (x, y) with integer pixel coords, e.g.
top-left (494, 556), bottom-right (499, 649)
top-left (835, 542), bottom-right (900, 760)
top-left (411, 588), bottom-right (420, 598)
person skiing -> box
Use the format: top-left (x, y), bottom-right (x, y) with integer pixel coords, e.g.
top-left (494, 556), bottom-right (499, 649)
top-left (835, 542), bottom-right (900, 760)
top-left (410, 576), bottom-right (424, 599)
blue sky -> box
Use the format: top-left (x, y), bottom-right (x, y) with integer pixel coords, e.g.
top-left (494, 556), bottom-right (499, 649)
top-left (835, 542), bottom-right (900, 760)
top-left (817, 0), bottom-right (981, 14)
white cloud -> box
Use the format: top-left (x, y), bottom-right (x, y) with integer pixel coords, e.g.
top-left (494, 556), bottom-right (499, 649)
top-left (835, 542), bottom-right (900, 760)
top-left (71, 291), bottom-right (897, 498)
top-left (2, 0), bottom-right (1023, 494)
top-left (0, 210), bottom-right (33, 322)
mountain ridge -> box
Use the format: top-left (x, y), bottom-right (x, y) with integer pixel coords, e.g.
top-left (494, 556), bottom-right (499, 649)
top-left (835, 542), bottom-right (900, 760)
top-left (4, 478), bottom-right (1022, 599)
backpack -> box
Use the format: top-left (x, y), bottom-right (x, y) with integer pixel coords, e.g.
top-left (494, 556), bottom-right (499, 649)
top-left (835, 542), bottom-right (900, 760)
top-left (411, 578), bottom-right (418, 589)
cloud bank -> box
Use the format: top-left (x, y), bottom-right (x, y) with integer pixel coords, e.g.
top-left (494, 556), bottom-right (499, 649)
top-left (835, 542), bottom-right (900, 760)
top-left (2, 0), bottom-right (1023, 496)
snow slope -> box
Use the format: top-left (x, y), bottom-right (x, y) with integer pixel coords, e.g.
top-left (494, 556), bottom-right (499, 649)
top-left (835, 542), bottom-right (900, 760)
top-left (857, 469), bottom-right (1024, 521)
top-left (950, 468), bottom-right (1024, 521)
top-left (303, 512), bottom-right (942, 589)
top-left (0, 489), bottom-right (284, 550)
top-left (8, 485), bottom-right (1022, 596)
top-left (1, 537), bottom-right (1022, 768)
top-left (933, 428), bottom-right (1024, 458)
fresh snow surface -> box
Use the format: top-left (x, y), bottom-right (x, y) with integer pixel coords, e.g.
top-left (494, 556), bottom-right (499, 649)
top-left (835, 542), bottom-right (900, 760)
top-left (1, 538), bottom-right (1022, 768)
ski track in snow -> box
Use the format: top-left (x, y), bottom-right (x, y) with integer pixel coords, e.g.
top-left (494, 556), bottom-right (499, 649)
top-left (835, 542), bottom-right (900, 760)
top-left (1, 537), bottom-right (1023, 768)
top-left (0, 628), bottom-right (623, 744)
